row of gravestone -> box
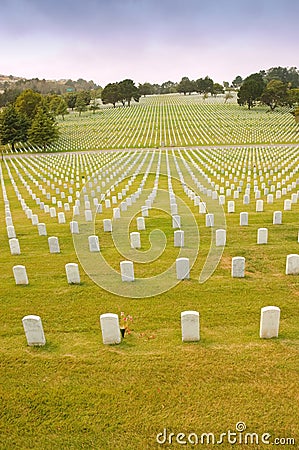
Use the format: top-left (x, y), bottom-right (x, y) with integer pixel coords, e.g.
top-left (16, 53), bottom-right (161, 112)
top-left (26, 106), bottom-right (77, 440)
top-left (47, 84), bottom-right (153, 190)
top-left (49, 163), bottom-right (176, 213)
top-left (21, 306), bottom-right (281, 347)
top-left (11, 254), bottom-right (299, 285)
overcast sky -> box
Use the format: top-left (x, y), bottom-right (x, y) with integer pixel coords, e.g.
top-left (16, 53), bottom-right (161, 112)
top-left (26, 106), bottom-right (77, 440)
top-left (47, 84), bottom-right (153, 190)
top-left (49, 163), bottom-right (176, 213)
top-left (0, 0), bottom-right (298, 86)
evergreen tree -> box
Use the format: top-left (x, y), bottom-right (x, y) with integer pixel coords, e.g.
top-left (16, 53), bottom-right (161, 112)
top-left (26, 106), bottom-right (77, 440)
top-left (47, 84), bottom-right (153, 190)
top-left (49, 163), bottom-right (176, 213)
top-left (28, 103), bottom-right (59, 151)
top-left (0, 104), bottom-right (29, 151)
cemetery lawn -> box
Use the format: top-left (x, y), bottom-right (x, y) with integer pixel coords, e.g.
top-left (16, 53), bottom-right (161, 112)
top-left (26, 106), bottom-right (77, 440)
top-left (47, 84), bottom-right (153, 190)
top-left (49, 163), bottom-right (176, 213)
top-left (0, 148), bottom-right (298, 450)
top-left (13, 94), bottom-right (299, 153)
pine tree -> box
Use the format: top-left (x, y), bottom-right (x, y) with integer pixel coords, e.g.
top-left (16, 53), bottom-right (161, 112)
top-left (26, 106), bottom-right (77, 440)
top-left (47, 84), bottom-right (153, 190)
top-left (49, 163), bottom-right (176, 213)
top-left (0, 104), bottom-right (29, 151)
top-left (28, 103), bottom-right (59, 151)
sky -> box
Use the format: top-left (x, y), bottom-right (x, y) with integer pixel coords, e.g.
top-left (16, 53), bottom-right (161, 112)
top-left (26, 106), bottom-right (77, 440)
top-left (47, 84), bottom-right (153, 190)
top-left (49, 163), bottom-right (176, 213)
top-left (0, 0), bottom-right (298, 86)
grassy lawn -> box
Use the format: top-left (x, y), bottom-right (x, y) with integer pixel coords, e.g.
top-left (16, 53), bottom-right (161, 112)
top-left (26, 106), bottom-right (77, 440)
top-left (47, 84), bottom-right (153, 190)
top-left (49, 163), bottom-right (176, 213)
top-left (0, 145), bottom-right (298, 449)
top-left (11, 94), bottom-right (299, 153)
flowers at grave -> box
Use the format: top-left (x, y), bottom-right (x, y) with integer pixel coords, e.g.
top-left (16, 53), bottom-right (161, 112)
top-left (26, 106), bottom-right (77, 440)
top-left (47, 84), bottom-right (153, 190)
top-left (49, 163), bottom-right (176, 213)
top-left (119, 312), bottom-right (133, 337)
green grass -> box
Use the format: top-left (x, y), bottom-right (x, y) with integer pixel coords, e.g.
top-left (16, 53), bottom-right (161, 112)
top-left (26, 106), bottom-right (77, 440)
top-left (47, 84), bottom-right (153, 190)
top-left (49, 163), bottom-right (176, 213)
top-left (0, 146), bottom-right (298, 449)
top-left (11, 94), bottom-right (299, 153)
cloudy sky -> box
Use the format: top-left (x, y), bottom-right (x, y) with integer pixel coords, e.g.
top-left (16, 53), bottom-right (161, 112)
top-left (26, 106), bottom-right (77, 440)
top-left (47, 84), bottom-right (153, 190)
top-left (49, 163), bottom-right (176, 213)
top-left (0, 0), bottom-right (298, 86)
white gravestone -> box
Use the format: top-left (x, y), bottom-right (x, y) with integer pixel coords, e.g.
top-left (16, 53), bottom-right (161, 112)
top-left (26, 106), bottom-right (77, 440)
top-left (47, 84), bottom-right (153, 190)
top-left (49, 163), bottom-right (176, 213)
top-left (240, 212), bottom-right (248, 226)
top-left (137, 217), bottom-right (145, 231)
top-left (48, 236), bottom-right (60, 254)
top-left (88, 235), bottom-right (100, 252)
top-left (100, 313), bottom-right (121, 345)
top-left (181, 311), bottom-right (200, 342)
top-left (273, 211), bottom-right (282, 225)
top-left (31, 214), bottom-right (39, 226)
top-left (65, 263), bottom-right (80, 284)
top-left (103, 219), bottom-right (112, 232)
top-left (174, 230), bottom-right (184, 247)
top-left (256, 200), bottom-right (264, 212)
top-left (13, 265), bottom-right (29, 285)
top-left (216, 229), bottom-right (226, 246)
top-left (205, 213), bottom-right (214, 227)
top-left (286, 254), bottom-right (299, 275)
top-left (284, 199), bottom-right (292, 211)
top-left (259, 306), bottom-right (280, 339)
top-left (130, 232), bottom-right (141, 249)
top-left (85, 210), bottom-right (92, 222)
top-left (70, 221), bottom-right (79, 234)
top-left (176, 258), bottom-right (190, 280)
top-left (172, 215), bottom-right (181, 229)
top-left (9, 238), bottom-right (21, 255)
top-left (231, 257), bottom-right (245, 278)
top-left (120, 261), bottom-right (134, 282)
top-left (22, 315), bottom-right (46, 346)
top-left (38, 223), bottom-right (47, 236)
top-left (58, 212), bottom-right (66, 224)
top-left (227, 201), bottom-right (235, 213)
top-left (113, 208), bottom-right (121, 219)
top-left (257, 228), bottom-right (268, 244)
top-left (7, 225), bottom-right (16, 239)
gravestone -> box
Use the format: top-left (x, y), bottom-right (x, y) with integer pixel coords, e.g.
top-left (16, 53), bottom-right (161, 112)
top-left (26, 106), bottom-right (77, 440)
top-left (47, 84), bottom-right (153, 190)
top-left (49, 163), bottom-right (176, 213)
top-left (22, 315), bottom-right (46, 346)
top-left (50, 207), bottom-right (56, 218)
top-left (240, 212), bottom-right (248, 226)
top-left (176, 257), bottom-right (190, 280)
top-left (231, 257), bottom-right (245, 278)
top-left (70, 221), bottom-right (79, 234)
top-left (100, 313), bottom-right (121, 345)
top-left (31, 214), bottom-right (39, 226)
top-left (205, 213), bottom-right (214, 227)
top-left (256, 200), bottom-right (263, 212)
top-left (137, 217), bottom-right (145, 231)
top-left (130, 232), bottom-right (141, 249)
top-left (48, 236), bottom-right (60, 254)
top-left (65, 263), bottom-right (80, 284)
top-left (38, 223), bottom-right (47, 236)
top-left (181, 311), bottom-right (200, 342)
top-left (257, 228), bottom-right (268, 244)
top-left (120, 261), bottom-right (134, 282)
top-left (174, 230), bottom-right (184, 247)
top-left (172, 215), bottom-right (181, 229)
top-left (286, 254), bottom-right (299, 275)
top-left (113, 208), bottom-right (120, 219)
top-left (7, 225), bottom-right (16, 239)
top-left (227, 201), bottom-right (235, 213)
top-left (58, 212), bottom-right (66, 224)
top-left (13, 265), bottom-right (29, 285)
top-left (85, 210), bottom-right (92, 222)
top-left (216, 229), bottom-right (226, 246)
top-left (259, 306), bottom-right (280, 339)
top-left (88, 235), bottom-right (100, 252)
top-left (171, 204), bottom-right (178, 215)
top-left (103, 219), bottom-right (112, 232)
top-left (273, 211), bottom-right (282, 225)
top-left (9, 238), bottom-right (21, 255)
top-left (284, 199), bottom-right (291, 211)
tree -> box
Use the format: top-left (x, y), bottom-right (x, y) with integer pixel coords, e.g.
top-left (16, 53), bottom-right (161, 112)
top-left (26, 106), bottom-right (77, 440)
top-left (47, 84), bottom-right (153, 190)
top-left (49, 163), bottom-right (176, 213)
top-left (139, 82), bottom-right (154, 96)
top-left (237, 73), bottom-right (265, 109)
top-left (212, 83), bottom-right (224, 95)
top-left (28, 102), bottom-right (59, 151)
top-left (232, 75), bottom-right (243, 89)
top-left (49, 95), bottom-right (68, 120)
top-left (260, 79), bottom-right (288, 111)
top-left (75, 91), bottom-right (88, 116)
top-left (287, 88), bottom-right (299, 107)
top-left (178, 77), bottom-right (194, 95)
top-left (14, 89), bottom-right (42, 121)
top-left (64, 92), bottom-right (77, 110)
top-left (118, 79), bottom-right (140, 106)
top-left (196, 76), bottom-right (214, 94)
top-left (0, 104), bottom-right (29, 151)
top-left (101, 83), bottom-right (121, 107)
top-left (161, 81), bottom-right (177, 94)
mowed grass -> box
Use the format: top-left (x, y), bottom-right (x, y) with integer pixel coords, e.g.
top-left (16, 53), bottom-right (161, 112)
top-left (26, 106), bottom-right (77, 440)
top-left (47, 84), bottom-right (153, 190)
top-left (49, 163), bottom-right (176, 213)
top-left (13, 94), bottom-right (299, 154)
top-left (0, 148), bottom-right (299, 450)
